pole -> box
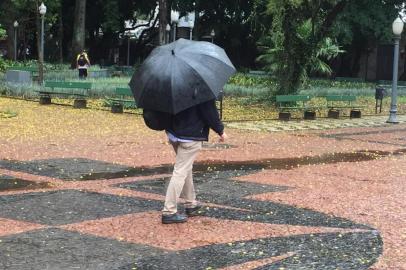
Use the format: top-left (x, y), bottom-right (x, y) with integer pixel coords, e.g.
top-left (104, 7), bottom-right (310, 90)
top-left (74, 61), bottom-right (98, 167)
top-left (387, 35), bottom-right (401, 123)
top-left (14, 28), bottom-right (17, 61)
top-left (189, 28), bottom-right (193, 40)
top-left (127, 36), bottom-right (130, 66)
top-left (41, 15), bottom-right (44, 62)
top-left (39, 14), bottom-right (45, 84)
top-left (173, 24), bottom-right (177, 42)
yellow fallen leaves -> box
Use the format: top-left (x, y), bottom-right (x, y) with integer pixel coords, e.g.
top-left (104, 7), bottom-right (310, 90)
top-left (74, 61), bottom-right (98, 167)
top-left (0, 110), bottom-right (17, 119)
top-left (0, 97), bottom-right (152, 144)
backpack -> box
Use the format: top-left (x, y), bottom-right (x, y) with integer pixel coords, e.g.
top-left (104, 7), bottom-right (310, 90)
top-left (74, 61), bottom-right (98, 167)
top-left (142, 109), bottom-right (172, 131)
top-left (77, 54), bottom-right (86, 66)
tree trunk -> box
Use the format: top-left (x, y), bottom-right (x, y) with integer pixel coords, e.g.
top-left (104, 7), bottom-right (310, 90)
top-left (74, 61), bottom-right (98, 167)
top-left (71, 0), bottom-right (86, 67)
top-left (158, 0), bottom-right (167, 45)
top-left (6, 24), bottom-right (14, 60)
top-left (58, 5), bottom-right (64, 64)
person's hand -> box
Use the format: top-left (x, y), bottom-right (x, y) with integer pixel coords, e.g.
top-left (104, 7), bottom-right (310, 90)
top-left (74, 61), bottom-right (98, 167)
top-left (219, 132), bottom-right (228, 142)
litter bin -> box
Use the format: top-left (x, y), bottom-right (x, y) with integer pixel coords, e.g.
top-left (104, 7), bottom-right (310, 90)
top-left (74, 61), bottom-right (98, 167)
top-left (375, 87), bottom-right (387, 113)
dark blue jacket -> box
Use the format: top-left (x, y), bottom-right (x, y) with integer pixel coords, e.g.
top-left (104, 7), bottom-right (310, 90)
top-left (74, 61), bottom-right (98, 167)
top-left (167, 100), bottom-right (224, 141)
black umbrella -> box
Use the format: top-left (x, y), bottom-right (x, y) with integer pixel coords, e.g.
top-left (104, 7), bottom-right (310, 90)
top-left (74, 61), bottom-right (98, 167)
top-left (129, 38), bottom-right (236, 114)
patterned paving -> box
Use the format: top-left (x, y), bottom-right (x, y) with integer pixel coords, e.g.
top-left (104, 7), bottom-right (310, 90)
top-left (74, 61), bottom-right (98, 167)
top-left (0, 158), bottom-right (383, 269)
top-left (2, 97), bottom-right (406, 269)
top-left (225, 115), bottom-right (406, 132)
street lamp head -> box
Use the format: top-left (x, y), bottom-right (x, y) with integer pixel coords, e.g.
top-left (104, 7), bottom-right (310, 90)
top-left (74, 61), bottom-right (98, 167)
top-left (13, 21), bottom-right (19, 28)
top-left (392, 17), bottom-right (404, 36)
top-left (166, 24), bottom-right (171, 31)
top-left (171, 11), bottom-right (179, 23)
top-left (210, 29), bottom-right (215, 37)
top-left (39, 2), bottom-right (47, 15)
top-left (188, 20), bottom-right (195, 29)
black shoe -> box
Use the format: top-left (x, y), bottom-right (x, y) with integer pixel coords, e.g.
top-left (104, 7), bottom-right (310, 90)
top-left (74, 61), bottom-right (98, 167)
top-left (162, 213), bottom-right (188, 224)
top-left (185, 205), bottom-right (204, 217)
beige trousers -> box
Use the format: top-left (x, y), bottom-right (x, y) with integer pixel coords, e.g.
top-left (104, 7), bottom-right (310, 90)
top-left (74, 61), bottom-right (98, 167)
top-left (163, 141), bottom-right (202, 215)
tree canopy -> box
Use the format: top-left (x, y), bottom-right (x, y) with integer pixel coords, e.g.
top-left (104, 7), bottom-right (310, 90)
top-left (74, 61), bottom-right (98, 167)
top-left (0, 0), bottom-right (403, 92)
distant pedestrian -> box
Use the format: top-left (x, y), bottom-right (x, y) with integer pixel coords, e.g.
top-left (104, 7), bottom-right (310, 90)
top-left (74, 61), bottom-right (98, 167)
top-left (76, 50), bottom-right (90, 79)
top-left (162, 100), bottom-right (227, 224)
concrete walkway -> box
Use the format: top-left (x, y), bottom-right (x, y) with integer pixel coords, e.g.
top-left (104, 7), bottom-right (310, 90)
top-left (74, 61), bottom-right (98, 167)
top-left (226, 114), bottom-right (406, 132)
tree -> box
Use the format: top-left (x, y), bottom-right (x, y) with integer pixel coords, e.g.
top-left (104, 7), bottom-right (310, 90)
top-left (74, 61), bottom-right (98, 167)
top-left (331, 0), bottom-right (403, 77)
top-left (82, 0), bottom-right (158, 64)
top-left (258, 19), bottom-right (344, 80)
top-left (172, 0), bottom-right (260, 67)
top-left (71, 0), bottom-right (86, 66)
top-left (0, 0), bottom-right (31, 60)
top-left (262, 0), bottom-right (350, 95)
top-left (158, 0), bottom-right (168, 45)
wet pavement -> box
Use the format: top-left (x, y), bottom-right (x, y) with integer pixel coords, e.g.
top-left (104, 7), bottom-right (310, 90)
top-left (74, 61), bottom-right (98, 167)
top-left (0, 98), bottom-right (405, 269)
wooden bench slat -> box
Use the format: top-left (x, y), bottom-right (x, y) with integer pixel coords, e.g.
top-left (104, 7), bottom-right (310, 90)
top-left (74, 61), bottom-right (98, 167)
top-left (44, 81), bottom-right (92, 89)
top-left (36, 91), bottom-right (87, 97)
top-left (276, 95), bottom-right (312, 102)
top-left (325, 95), bottom-right (356, 102)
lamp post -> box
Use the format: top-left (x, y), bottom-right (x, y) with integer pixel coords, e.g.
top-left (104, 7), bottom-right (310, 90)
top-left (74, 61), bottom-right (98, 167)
top-left (171, 11), bottom-right (179, 42)
top-left (188, 20), bottom-right (194, 40)
top-left (387, 17), bottom-right (404, 124)
top-left (38, 2), bottom-right (46, 84)
top-left (210, 29), bottom-right (215, 43)
top-left (166, 24), bottom-right (171, 44)
top-left (13, 21), bottom-right (19, 61)
top-left (39, 3), bottom-right (46, 60)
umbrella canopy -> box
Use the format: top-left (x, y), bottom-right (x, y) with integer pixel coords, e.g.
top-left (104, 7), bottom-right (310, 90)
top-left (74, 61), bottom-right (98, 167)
top-left (129, 38), bottom-right (236, 114)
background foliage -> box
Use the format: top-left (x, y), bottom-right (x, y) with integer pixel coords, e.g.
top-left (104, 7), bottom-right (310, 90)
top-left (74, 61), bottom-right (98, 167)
top-left (0, 0), bottom-right (405, 97)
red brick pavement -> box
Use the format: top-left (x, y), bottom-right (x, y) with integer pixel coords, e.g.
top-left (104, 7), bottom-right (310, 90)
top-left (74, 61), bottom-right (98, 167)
top-left (0, 99), bottom-right (405, 269)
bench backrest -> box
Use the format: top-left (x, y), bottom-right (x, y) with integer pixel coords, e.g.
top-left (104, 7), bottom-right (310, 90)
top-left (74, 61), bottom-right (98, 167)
top-left (276, 95), bottom-right (312, 102)
top-left (45, 81), bottom-right (92, 89)
top-left (115, 87), bottom-right (132, 96)
top-left (325, 95), bottom-right (356, 102)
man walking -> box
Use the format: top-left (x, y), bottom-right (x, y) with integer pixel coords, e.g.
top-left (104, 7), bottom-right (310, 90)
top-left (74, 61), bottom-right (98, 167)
top-left (162, 99), bottom-right (226, 224)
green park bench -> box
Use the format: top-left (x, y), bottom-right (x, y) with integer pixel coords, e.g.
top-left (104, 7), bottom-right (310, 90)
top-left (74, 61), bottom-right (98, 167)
top-left (325, 95), bottom-right (364, 118)
top-left (35, 81), bottom-right (92, 108)
top-left (276, 95), bottom-right (321, 120)
top-left (335, 77), bottom-right (365, 83)
top-left (105, 87), bottom-right (137, 113)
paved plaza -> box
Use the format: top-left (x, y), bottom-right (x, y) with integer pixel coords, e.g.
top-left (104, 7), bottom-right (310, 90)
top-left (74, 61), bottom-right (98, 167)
top-left (0, 98), bottom-right (405, 269)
